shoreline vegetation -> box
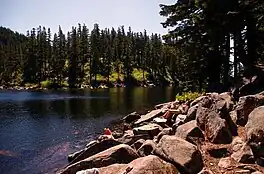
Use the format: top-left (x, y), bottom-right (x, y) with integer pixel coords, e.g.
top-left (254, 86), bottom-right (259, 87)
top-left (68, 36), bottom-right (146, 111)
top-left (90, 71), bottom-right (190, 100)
top-left (57, 91), bottom-right (264, 174)
top-left (0, 68), bottom-right (170, 90)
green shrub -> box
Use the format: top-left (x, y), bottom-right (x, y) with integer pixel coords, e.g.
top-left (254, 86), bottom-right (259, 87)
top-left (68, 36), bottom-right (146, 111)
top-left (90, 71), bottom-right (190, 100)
top-left (96, 74), bottom-right (106, 82)
top-left (61, 81), bottom-right (69, 87)
top-left (40, 80), bottom-right (52, 88)
top-left (109, 72), bottom-right (124, 83)
top-left (176, 92), bottom-right (203, 103)
top-left (132, 68), bottom-right (148, 82)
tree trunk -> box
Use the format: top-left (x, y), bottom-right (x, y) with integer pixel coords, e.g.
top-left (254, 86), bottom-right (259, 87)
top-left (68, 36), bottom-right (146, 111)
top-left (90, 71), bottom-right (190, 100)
top-left (223, 34), bottom-right (230, 88)
top-left (246, 14), bottom-right (257, 67)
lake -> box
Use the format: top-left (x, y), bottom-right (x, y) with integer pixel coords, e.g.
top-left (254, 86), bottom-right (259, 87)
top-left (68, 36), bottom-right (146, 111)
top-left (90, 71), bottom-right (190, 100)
top-left (0, 87), bottom-right (177, 174)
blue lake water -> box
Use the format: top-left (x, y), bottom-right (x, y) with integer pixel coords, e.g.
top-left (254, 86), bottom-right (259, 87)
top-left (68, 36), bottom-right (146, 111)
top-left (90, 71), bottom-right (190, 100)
top-left (0, 87), bottom-right (177, 174)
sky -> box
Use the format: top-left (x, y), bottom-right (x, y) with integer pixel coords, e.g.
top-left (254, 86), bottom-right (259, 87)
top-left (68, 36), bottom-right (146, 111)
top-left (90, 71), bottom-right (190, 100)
top-left (0, 0), bottom-right (175, 36)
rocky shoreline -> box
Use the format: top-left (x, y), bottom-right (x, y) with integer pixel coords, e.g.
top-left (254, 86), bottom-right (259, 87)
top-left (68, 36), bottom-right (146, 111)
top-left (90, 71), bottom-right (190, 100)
top-left (57, 91), bottom-right (264, 174)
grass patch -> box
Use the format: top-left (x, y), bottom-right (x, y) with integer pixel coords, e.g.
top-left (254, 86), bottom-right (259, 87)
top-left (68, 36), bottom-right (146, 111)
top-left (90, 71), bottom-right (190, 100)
top-left (176, 92), bottom-right (203, 103)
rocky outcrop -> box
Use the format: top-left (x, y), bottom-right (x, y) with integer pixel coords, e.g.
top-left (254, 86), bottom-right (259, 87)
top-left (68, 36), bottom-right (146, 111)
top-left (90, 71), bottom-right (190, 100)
top-left (60, 91), bottom-right (264, 174)
top-left (153, 135), bottom-right (203, 174)
top-left (59, 144), bottom-right (139, 174)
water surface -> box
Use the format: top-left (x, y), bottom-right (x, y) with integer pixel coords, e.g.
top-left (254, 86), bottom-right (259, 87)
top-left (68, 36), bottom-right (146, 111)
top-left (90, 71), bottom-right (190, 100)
top-left (0, 87), bottom-right (177, 174)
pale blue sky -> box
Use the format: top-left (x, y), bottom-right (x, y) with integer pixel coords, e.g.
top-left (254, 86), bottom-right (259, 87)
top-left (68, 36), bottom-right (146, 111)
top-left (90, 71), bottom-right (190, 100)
top-left (0, 0), bottom-right (175, 35)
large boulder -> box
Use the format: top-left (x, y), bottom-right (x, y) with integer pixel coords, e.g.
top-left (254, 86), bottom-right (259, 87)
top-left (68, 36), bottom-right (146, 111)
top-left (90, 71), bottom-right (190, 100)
top-left (245, 106), bottom-right (264, 142)
top-left (78, 155), bottom-right (179, 174)
top-left (245, 106), bottom-right (264, 160)
top-left (117, 155), bottom-right (179, 174)
top-left (196, 107), bottom-right (211, 130)
top-left (77, 164), bottom-right (127, 174)
top-left (137, 140), bottom-right (156, 157)
top-left (99, 164), bottom-right (127, 174)
top-left (59, 144), bottom-right (139, 174)
top-left (196, 107), bottom-right (232, 144)
top-left (235, 93), bottom-right (264, 126)
top-left (134, 109), bottom-right (163, 125)
top-left (69, 138), bottom-right (120, 164)
top-left (133, 123), bottom-right (162, 138)
top-left (204, 111), bottom-right (232, 144)
top-left (153, 135), bottom-right (203, 174)
top-left (175, 120), bottom-right (204, 144)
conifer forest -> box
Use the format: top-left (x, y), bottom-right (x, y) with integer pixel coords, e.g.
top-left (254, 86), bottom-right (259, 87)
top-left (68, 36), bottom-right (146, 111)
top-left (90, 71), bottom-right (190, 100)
top-left (1, 0), bottom-right (264, 91)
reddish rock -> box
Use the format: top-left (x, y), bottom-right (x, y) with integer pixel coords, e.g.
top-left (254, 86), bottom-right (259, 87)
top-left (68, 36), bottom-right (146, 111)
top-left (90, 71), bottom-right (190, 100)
top-left (59, 144), bottom-right (139, 174)
top-left (99, 164), bottom-right (127, 174)
top-left (196, 107), bottom-right (232, 144)
top-left (235, 93), bottom-right (264, 126)
top-left (204, 111), bottom-right (232, 144)
top-left (186, 104), bottom-right (199, 122)
top-left (118, 155), bottom-right (179, 174)
top-left (153, 135), bottom-right (203, 174)
top-left (69, 138), bottom-right (120, 164)
top-left (175, 120), bottom-right (204, 144)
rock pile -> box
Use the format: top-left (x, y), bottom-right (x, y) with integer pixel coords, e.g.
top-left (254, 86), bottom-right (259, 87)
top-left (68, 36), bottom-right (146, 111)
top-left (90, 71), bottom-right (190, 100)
top-left (57, 92), bottom-right (264, 174)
